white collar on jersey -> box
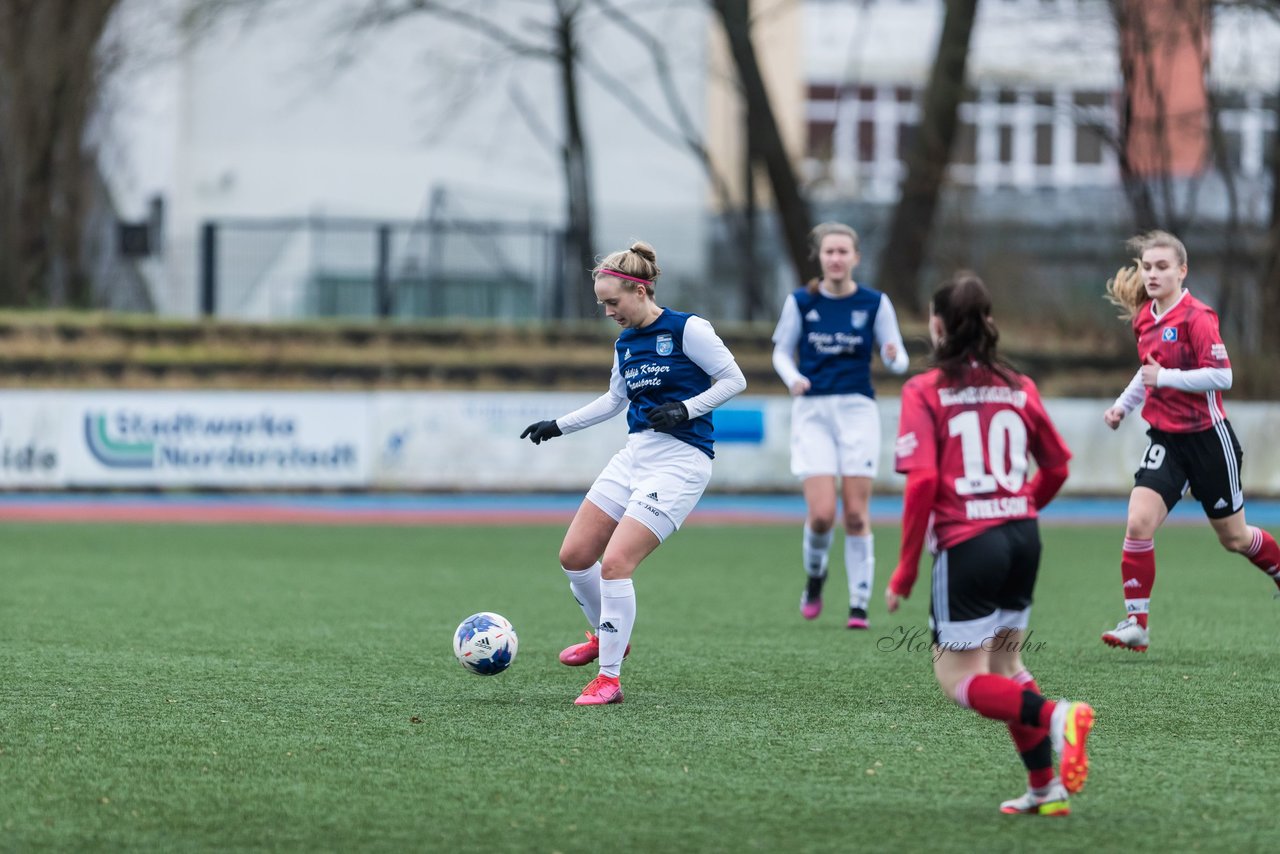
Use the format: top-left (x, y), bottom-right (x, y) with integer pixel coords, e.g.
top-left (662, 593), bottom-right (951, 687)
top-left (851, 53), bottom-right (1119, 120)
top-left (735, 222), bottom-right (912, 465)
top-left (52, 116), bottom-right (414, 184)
top-left (817, 282), bottom-right (860, 299)
top-left (1149, 287), bottom-right (1189, 321)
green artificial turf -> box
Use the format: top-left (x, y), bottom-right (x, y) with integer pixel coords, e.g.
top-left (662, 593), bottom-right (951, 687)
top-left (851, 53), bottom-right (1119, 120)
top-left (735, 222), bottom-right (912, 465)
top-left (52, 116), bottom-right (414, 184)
top-left (1, 522), bottom-right (1276, 852)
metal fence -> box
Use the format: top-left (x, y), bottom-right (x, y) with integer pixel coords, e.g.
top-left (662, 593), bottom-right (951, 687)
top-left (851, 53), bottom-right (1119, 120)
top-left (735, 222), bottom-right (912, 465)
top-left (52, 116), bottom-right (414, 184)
top-left (198, 217), bottom-right (563, 322)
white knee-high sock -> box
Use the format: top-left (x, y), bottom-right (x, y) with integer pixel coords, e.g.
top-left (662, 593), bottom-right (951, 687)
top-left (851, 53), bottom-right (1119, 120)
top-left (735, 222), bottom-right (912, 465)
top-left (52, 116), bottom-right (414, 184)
top-left (845, 534), bottom-right (874, 610)
top-left (598, 577), bottom-right (635, 678)
top-left (803, 524), bottom-right (833, 578)
top-left (564, 562), bottom-right (602, 630)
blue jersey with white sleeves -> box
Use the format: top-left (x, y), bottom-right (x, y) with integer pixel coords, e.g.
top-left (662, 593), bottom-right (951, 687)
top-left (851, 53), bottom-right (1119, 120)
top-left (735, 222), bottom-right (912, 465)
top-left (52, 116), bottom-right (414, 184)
top-left (793, 285), bottom-right (885, 398)
top-left (617, 309), bottom-right (715, 457)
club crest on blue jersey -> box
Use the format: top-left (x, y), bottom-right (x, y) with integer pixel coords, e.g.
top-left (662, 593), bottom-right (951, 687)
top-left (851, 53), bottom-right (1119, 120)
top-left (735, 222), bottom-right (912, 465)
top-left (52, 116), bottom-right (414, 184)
top-left (656, 334), bottom-right (674, 356)
top-left (1161, 327), bottom-right (1178, 342)
top-left (851, 310), bottom-right (868, 329)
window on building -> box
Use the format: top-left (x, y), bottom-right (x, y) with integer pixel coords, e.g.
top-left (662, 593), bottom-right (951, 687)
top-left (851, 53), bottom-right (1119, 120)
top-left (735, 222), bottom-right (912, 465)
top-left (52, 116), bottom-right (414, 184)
top-left (1221, 127), bottom-right (1243, 171)
top-left (807, 75), bottom-right (1278, 195)
top-left (808, 120), bottom-right (834, 161)
top-left (1261, 94), bottom-right (1280, 176)
top-left (999, 125), bottom-right (1014, 163)
top-left (898, 123), bottom-right (918, 161)
top-left (1075, 126), bottom-right (1104, 164)
top-left (953, 122), bottom-right (977, 165)
top-left (1073, 91), bottom-right (1109, 164)
top-left (858, 119), bottom-right (875, 162)
top-left (1034, 91), bottom-right (1054, 166)
top-left (1035, 125), bottom-right (1054, 165)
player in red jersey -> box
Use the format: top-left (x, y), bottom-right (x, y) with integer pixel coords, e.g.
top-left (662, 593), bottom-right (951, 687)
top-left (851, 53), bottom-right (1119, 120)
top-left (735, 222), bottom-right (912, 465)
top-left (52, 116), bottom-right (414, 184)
top-left (887, 272), bottom-right (1093, 816)
top-left (1100, 230), bottom-right (1280, 652)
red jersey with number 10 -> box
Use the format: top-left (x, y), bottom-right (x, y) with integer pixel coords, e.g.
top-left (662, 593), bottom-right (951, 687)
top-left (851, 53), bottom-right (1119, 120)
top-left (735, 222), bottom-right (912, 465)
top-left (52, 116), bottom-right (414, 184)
top-left (1132, 290), bottom-right (1230, 433)
top-left (894, 368), bottom-right (1072, 551)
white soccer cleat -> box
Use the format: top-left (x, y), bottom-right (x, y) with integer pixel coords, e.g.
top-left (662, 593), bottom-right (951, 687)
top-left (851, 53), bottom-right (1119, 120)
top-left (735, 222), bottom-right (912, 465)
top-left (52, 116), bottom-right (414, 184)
top-left (1101, 616), bottom-right (1149, 652)
top-left (1000, 781), bottom-right (1071, 816)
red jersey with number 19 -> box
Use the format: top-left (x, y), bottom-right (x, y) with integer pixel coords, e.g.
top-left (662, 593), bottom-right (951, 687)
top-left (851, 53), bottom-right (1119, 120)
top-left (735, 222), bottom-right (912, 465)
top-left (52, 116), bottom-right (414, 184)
top-left (1132, 290), bottom-right (1230, 433)
top-left (894, 368), bottom-right (1072, 551)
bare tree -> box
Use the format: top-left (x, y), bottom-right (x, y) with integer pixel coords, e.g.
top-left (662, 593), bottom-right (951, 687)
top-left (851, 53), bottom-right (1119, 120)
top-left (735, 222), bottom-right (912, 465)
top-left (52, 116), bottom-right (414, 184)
top-left (551, 2), bottom-right (596, 320)
top-left (1262, 93), bottom-right (1280, 363)
top-left (875, 0), bottom-right (979, 317)
top-left (584, 0), bottom-right (767, 317)
top-left (0, 0), bottom-right (122, 307)
top-left (1243, 0), bottom-right (1280, 364)
top-left (1109, 0), bottom-right (1216, 233)
top-left (712, 0), bottom-right (817, 289)
top-left (337, 0), bottom-right (804, 319)
top-left (501, 0), bottom-right (808, 319)
top-left (1203, 85), bottom-right (1246, 344)
top-left (1105, 1), bottom-right (1273, 352)
top-left (340, 0), bottom-right (599, 319)
top-left (184, 0), bottom-right (805, 320)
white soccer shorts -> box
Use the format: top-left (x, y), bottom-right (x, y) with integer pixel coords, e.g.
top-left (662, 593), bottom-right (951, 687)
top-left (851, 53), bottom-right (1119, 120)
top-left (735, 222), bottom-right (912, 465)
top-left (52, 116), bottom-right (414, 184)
top-left (929, 607), bottom-right (1032, 651)
top-left (789, 393), bottom-right (881, 478)
top-left (586, 431), bottom-right (712, 543)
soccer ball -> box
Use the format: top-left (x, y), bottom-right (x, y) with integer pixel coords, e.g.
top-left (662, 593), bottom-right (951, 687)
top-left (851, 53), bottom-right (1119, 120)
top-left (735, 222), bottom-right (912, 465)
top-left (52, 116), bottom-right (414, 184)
top-left (453, 612), bottom-right (518, 676)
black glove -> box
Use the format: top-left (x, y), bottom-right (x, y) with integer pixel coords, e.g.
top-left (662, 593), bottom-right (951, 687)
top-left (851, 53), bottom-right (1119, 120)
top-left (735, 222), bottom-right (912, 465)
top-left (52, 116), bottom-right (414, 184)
top-left (520, 420), bottom-right (562, 445)
top-left (646, 401), bottom-right (689, 430)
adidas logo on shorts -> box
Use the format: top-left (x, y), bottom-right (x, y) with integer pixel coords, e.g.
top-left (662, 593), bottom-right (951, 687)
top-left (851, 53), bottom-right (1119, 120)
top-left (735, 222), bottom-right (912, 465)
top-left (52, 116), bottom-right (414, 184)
top-left (647, 491), bottom-right (658, 500)
top-left (1213, 497), bottom-right (1229, 510)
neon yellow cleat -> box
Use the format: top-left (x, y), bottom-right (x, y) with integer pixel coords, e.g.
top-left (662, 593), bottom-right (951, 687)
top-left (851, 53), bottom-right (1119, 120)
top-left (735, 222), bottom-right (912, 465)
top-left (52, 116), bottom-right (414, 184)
top-left (1051, 701), bottom-right (1095, 794)
top-left (1000, 781), bottom-right (1071, 816)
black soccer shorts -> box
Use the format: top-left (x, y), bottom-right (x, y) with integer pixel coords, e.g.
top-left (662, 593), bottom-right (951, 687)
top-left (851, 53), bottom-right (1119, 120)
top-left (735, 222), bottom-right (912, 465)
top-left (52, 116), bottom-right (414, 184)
top-left (1133, 423), bottom-right (1244, 519)
top-left (930, 519), bottom-right (1042, 649)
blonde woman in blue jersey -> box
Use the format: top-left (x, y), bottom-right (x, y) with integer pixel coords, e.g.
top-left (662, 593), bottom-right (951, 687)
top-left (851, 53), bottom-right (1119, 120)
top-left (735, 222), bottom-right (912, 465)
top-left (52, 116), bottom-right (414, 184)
top-left (772, 222), bottom-right (909, 629)
top-left (521, 241), bottom-right (746, 705)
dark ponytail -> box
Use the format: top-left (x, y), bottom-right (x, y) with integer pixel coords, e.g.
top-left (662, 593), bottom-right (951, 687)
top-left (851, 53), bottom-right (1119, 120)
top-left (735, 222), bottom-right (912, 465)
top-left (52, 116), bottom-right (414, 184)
top-left (930, 271), bottom-right (1021, 387)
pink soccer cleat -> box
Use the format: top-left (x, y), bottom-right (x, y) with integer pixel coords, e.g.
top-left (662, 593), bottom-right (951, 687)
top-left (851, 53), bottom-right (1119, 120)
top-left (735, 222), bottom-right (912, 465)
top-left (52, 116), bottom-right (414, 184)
top-left (800, 575), bottom-right (826, 620)
top-left (558, 631), bottom-right (630, 667)
top-left (574, 674), bottom-right (623, 705)
top-left (846, 607), bottom-right (869, 630)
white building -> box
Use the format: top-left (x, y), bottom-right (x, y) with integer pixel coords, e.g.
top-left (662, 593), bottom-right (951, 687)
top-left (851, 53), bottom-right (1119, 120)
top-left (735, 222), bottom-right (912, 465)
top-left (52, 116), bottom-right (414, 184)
top-left (801, 0), bottom-right (1280, 210)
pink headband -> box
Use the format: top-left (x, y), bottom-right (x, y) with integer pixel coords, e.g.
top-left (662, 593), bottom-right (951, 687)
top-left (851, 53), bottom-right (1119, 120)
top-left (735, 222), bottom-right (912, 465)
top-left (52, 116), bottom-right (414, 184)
top-left (597, 269), bottom-right (653, 287)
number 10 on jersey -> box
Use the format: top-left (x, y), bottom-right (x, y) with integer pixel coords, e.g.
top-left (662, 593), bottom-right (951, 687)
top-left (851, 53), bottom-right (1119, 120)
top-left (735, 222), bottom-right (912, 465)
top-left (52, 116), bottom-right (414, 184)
top-left (948, 410), bottom-right (1029, 496)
